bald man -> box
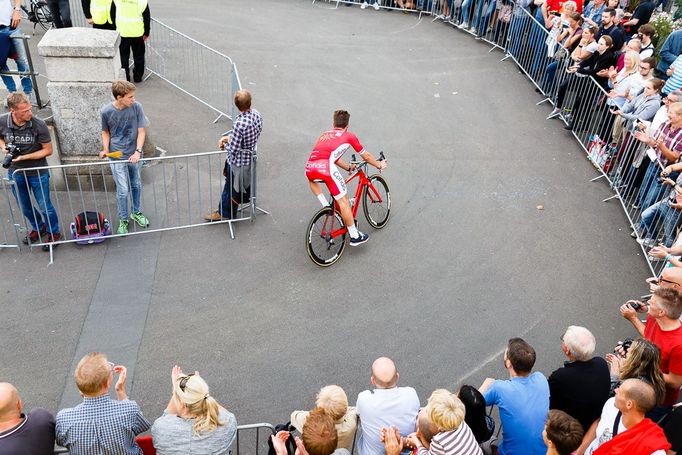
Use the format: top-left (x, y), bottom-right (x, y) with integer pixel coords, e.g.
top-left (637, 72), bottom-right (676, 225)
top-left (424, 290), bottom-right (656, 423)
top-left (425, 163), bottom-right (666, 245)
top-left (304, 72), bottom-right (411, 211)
top-left (0, 382), bottom-right (55, 454)
top-left (356, 357), bottom-right (420, 455)
top-left (640, 261), bottom-right (682, 291)
top-left (581, 379), bottom-right (670, 455)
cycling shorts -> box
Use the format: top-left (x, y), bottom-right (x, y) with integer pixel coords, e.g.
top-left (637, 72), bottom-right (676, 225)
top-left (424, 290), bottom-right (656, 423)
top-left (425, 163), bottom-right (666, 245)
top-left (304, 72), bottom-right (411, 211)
top-left (305, 159), bottom-right (347, 200)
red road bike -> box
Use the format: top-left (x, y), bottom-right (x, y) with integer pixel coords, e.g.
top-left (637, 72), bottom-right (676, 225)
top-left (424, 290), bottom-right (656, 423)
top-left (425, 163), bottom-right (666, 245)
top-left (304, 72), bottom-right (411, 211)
top-left (306, 152), bottom-right (390, 266)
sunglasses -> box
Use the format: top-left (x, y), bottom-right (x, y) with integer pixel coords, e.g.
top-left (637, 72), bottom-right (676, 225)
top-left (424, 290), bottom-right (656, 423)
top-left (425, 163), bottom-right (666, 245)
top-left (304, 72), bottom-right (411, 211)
top-left (178, 373), bottom-right (195, 392)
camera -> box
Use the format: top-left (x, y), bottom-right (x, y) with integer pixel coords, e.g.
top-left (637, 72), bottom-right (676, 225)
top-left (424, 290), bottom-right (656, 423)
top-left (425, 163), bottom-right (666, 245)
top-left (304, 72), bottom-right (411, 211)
top-left (1, 143), bottom-right (17, 169)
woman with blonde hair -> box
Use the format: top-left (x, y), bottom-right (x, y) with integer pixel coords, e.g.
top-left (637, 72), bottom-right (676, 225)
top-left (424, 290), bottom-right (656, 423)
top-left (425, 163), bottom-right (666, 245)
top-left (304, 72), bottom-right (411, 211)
top-left (606, 338), bottom-right (666, 406)
top-left (607, 49), bottom-right (642, 109)
top-left (151, 365), bottom-right (237, 454)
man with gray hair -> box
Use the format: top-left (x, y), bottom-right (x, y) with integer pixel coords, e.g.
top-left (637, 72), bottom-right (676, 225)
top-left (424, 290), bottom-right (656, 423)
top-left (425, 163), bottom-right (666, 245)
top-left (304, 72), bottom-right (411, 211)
top-left (620, 286), bottom-right (682, 419)
top-left (548, 326), bottom-right (611, 432)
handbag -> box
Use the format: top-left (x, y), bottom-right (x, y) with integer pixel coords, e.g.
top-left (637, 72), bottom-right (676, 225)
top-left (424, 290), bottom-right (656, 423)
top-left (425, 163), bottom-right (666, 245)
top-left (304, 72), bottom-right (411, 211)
top-left (553, 47), bottom-right (567, 60)
top-left (499, 4), bottom-right (512, 22)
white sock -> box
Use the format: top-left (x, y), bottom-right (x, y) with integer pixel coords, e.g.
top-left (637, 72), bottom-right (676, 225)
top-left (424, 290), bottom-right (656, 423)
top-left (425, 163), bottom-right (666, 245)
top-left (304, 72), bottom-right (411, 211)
top-left (347, 224), bottom-right (359, 238)
top-left (317, 194), bottom-right (328, 207)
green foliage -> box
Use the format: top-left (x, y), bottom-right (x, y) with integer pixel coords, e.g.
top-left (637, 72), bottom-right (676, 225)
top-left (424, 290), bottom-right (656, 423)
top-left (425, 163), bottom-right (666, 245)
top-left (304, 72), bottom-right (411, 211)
top-left (649, 11), bottom-right (682, 53)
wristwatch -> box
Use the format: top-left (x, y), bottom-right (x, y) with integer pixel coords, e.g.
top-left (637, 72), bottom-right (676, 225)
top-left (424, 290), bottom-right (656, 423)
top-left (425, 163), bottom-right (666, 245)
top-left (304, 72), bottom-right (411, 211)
top-left (135, 148), bottom-right (142, 153)
top-left (13, 6), bottom-right (20, 11)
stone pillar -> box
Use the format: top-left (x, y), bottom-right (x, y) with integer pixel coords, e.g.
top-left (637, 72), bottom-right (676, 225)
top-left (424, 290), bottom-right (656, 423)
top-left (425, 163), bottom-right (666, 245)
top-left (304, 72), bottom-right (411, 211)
top-left (37, 28), bottom-right (121, 165)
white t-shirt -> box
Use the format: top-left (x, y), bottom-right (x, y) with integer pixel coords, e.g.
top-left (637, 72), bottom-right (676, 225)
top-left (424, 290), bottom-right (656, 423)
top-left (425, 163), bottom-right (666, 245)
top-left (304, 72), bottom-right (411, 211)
top-left (584, 41), bottom-right (599, 54)
top-left (585, 397), bottom-right (666, 455)
top-left (356, 387), bottom-right (420, 455)
top-left (0, 0), bottom-right (13, 26)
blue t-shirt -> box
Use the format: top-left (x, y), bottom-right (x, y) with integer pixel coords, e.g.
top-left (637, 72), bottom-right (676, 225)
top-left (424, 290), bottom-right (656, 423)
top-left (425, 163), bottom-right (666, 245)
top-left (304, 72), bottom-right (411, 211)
top-left (100, 101), bottom-right (148, 158)
top-left (483, 372), bottom-right (549, 455)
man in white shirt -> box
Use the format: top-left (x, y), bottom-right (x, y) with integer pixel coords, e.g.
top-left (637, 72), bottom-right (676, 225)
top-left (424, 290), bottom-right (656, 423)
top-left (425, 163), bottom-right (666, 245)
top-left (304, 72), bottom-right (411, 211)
top-left (356, 357), bottom-right (420, 455)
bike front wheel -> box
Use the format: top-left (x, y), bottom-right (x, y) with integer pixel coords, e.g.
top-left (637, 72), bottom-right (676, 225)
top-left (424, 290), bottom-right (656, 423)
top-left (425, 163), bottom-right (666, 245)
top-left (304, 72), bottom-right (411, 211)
top-left (363, 174), bottom-right (391, 229)
top-left (306, 206), bottom-right (347, 267)
top-left (34, 2), bottom-right (55, 31)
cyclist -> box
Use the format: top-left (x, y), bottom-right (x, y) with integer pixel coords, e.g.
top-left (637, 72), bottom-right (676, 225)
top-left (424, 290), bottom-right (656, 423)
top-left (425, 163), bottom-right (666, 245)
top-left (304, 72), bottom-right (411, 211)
top-left (306, 110), bottom-right (387, 246)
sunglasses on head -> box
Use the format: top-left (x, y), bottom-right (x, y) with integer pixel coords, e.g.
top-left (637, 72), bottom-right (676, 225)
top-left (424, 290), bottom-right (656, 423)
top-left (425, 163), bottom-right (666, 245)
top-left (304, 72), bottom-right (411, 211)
top-left (178, 373), bottom-right (195, 392)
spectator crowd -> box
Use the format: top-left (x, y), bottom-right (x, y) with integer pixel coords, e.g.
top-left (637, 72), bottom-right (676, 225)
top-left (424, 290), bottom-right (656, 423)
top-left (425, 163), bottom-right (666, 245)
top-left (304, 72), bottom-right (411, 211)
top-left (2, 269), bottom-right (682, 455)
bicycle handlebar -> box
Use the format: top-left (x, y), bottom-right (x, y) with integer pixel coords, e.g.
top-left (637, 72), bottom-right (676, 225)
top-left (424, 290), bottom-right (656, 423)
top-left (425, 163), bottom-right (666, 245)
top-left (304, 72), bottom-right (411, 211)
top-left (349, 151), bottom-right (385, 167)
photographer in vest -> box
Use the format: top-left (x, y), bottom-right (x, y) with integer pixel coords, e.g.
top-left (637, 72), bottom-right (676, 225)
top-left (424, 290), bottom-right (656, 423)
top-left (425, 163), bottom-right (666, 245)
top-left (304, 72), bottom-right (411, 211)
top-left (0, 92), bottom-right (60, 249)
top-left (81, 0), bottom-right (115, 30)
top-left (113, 0), bottom-right (150, 83)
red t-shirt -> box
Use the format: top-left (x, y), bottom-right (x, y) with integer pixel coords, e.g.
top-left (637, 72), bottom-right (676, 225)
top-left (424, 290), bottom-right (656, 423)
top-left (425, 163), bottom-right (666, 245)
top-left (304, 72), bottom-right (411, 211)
top-left (644, 316), bottom-right (682, 406)
top-left (308, 128), bottom-right (365, 164)
top-left (547, 0), bottom-right (583, 13)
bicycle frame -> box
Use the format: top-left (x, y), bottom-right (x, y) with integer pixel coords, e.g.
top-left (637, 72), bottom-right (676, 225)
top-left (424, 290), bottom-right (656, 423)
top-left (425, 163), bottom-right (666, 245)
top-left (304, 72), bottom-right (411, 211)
top-left (323, 165), bottom-right (384, 240)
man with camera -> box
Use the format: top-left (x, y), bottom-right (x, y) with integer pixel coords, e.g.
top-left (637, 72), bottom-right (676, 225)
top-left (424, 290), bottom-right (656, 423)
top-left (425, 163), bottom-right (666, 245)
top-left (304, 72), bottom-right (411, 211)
top-left (620, 286), bottom-right (682, 420)
top-left (0, 92), bottom-right (59, 249)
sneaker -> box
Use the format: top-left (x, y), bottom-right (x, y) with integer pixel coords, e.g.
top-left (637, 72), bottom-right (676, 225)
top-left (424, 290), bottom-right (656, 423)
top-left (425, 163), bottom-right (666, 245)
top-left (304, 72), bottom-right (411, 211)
top-left (361, 1), bottom-right (368, 8)
top-left (130, 211), bottom-right (149, 228)
top-left (470, 26), bottom-right (478, 34)
top-left (547, 109), bottom-right (561, 120)
top-left (117, 219), bottom-right (129, 235)
top-left (349, 231), bottom-right (369, 246)
top-left (372, 1), bottom-right (380, 9)
top-left (459, 21), bottom-right (469, 29)
top-left (41, 233), bottom-right (61, 251)
top-left (630, 230), bottom-right (638, 238)
top-left (22, 226), bottom-right (46, 245)
top-left (637, 237), bottom-right (656, 248)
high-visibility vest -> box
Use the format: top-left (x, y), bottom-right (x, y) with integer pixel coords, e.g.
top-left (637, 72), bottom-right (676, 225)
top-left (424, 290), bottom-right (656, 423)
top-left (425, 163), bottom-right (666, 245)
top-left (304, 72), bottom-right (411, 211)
top-left (90, 0), bottom-right (113, 25)
top-left (113, 0), bottom-right (147, 38)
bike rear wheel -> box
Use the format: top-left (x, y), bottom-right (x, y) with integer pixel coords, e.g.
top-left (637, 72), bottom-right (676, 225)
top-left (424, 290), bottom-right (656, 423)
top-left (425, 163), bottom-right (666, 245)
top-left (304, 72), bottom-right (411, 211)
top-left (306, 206), bottom-right (346, 267)
top-left (362, 174), bottom-right (391, 229)
top-left (34, 2), bottom-right (55, 31)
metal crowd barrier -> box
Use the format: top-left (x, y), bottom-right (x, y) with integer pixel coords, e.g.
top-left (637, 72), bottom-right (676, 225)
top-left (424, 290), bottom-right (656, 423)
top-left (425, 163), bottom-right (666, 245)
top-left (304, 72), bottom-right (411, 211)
top-left (53, 422), bottom-right (276, 455)
top-left (144, 18), bottom-right (240, 123)
top-left (0, 175), bottom-right (21, 249)
top-left (4, 148), bottom-right (268, 262)
top-left (67, 0), bottom-right (240, 122)
top-left (0, 34), bottom-right (48, 108)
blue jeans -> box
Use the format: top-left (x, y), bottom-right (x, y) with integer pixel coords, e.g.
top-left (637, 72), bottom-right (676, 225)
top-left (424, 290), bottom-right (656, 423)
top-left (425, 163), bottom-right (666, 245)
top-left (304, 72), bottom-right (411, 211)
top-left (543, 61), bottom-right (558, 92)
top-left (638, 162), bottom-right (674, 210)
top-left (474, 0), bottom-right (496, 33)
top-left (640, 199), bottom-right (682, 246)
top-left (461, 0), bottom-right (477, 23)
top-left (9, 170), bottom-right (59, 234)
top-left (1, 29), bottom-right (33, 94)
top-left (529, 7), bottom-right (549, 77)
top-left (508, 11), bottom-right (530, 58)
top-left (109, 160), bottom-right (142, 220)
top-left (218, 162), bottom-right (251, 219)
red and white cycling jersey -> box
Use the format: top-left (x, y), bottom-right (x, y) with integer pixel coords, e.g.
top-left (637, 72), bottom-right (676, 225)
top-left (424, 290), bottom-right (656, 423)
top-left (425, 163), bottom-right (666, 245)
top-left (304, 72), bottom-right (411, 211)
top-left (305, 128), bottom-right (365, 199)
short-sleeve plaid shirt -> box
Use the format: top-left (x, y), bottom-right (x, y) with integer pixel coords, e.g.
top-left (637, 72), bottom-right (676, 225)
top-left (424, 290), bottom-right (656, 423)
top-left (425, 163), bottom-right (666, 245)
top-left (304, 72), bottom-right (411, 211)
top-left (56, 395), bottom-right (151, 455)
top-left (226, 109), bottom-right (263, 167)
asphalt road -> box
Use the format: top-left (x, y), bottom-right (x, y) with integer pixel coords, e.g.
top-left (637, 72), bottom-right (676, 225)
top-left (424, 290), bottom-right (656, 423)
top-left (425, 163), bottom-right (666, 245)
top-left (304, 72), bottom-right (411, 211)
top-left (0, 0), bottom-right (653, 430)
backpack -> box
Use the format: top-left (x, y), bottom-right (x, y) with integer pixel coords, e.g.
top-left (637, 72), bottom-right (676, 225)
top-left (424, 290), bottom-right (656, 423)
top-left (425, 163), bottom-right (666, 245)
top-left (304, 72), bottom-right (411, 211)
top-left (267, 422), bottom-right (297, 455)
top-left (70, 211), bottom-right (111, 244)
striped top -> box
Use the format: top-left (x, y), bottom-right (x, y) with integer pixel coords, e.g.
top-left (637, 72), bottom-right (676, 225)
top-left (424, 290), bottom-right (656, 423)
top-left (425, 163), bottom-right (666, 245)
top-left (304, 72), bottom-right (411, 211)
top-left (663, 55), bottom-right (682, 94)
top-left (417, 423), bottom-right (483, 455)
